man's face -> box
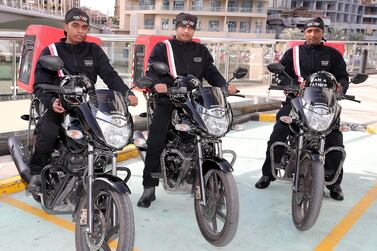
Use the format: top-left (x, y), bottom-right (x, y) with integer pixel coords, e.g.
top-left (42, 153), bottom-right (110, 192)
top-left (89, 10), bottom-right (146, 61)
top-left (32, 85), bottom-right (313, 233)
top-left (64, 20), bottom-right (89, 45)
top-left (304, 27), bottom-right (323, 46)
top-left (175, 23), bottom-right (195, 42)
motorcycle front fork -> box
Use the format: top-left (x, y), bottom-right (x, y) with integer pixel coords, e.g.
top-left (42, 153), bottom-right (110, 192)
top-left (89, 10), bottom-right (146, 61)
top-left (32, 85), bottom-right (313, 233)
top-left (292, 130), bottom-right (325, 192)
top-left (196, 136), bottom-right (225, 206)
top-left (86, 145), bottom-right (118, 234)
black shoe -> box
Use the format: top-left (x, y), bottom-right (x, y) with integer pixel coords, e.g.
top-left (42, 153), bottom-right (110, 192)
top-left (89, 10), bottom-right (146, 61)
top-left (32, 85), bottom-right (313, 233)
top-left (27, 175), bottom-right (42, 194)
top-left (329, 185), bottom-right (344, 201)
top-left (255, 176), bottom-right (272, 189)
top-left (137, 186), bottom-right (156, 208)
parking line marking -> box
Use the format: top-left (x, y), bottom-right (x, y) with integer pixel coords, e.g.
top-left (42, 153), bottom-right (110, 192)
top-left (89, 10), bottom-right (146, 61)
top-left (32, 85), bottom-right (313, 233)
top-left (0, 196), bottom-right (139, 251)
top-left (314, 183), bottom-right (377, 251)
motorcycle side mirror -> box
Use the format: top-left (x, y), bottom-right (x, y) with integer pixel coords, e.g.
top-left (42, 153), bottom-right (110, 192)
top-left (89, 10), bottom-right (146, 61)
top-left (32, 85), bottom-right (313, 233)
top-left (149, 62), bottom-right (170, 76)
top-left (267, 63), bottom-right (285, 74)
top-left (39, 55), bottom-right (64, 71)
top-left (135, 76), bottom-right (154, 89)
top-left (233, 67), bottom-right (248, 79)
top-left (351, 73), bottom-right (368, 84)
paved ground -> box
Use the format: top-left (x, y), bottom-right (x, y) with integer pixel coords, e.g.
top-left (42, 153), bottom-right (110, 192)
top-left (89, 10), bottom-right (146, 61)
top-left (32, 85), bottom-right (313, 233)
top-left (0, 121), bottom-right (376, 251)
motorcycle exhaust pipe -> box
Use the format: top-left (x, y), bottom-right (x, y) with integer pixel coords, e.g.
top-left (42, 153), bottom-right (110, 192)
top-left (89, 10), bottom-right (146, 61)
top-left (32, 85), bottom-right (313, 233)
top-left (7, 136), bottom-right (32, 183)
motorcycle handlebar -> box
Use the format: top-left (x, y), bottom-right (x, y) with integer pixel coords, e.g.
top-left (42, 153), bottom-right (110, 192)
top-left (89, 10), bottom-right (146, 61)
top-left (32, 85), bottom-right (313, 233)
top-left (40, 84), bottom-right (82, 95)
top-left (342, 94), bottom-right (361, 103)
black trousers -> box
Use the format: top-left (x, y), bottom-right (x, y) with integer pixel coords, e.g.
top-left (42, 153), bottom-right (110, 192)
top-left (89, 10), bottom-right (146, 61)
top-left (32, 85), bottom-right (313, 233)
top-left (261, 102), bottom-right (344, 189)
top-left (29, 108), bottom-right (63, 175)
top-left (142, 96), bottom-right (174, 187)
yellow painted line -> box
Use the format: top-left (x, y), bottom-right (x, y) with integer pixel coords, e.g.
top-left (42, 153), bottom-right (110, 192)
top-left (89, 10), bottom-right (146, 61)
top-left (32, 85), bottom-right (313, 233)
top-left (0, 175), bottom-right (26, 197)
top-left (0, 196), bottom-right (75, 231)
top-left (314, 183), bottom-right (377, 251)
top-left (366, 125), bottom-right (377, 134)
top-left (259, 113), bottom-right (276, 122)
top-left (0, 196), bottom-right (140, 251)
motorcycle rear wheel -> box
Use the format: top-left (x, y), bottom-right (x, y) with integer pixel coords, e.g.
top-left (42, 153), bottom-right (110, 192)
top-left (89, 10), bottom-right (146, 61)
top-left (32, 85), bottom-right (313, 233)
top-left (194, 170), bottom-right (239, 246)
top-left (75, 190), bottom-right (135, 251)
top-left (291, 156), bottom-right (324, 231)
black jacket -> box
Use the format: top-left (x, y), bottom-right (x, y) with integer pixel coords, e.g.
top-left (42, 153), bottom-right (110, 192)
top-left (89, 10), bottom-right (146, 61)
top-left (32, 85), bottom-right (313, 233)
top-left (146, 37), bottom-right (226, 87)
top-left (34, 38), bottom-right (132, 109)
top-left (278, 42), bottom-right (349, 92)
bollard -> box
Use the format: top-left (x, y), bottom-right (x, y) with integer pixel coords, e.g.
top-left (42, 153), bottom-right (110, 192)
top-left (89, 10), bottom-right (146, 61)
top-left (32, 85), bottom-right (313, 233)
top-left (359, 48), bottom-right (368, 73)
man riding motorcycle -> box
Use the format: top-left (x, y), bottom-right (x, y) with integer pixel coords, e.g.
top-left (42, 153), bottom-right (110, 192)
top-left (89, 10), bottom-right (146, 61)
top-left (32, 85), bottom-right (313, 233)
top-left (255, 17), bottom-right (349, 201)
top-left (27, 7), bottom-right (138, 194)
top-left (137, 12), bottom-right (238, 208)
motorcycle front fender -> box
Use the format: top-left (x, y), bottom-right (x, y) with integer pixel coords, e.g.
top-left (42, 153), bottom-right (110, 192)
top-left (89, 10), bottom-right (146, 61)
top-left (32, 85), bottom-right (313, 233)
top-left (202, 157), bottom-right (234, 174)
top-left (92, 174), bottom-right (131, 195)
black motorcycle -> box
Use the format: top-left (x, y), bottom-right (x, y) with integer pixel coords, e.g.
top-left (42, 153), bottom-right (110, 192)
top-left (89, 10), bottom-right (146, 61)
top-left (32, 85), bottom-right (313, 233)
top-left (8, 55), bottom-right (135, 250)
top-left (267, 63), bottom-right (367, 230)
top-left (133, 62), bottom-right (247, 246)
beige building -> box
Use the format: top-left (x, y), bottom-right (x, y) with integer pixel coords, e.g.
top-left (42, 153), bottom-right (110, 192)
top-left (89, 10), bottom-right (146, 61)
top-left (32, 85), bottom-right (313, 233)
top-left (18, 0), bottom-right (80, 15)
top-left (114, 0), bottom-right (275, 39)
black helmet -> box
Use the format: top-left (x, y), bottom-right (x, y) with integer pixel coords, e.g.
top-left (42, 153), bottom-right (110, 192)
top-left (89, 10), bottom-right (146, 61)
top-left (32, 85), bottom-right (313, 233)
top-left (306, 71), bottom-right (337, 90)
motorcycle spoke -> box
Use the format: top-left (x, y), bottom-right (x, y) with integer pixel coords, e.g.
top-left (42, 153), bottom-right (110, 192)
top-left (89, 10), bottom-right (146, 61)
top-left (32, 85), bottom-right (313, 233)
top-left (211, 215), bottom-right (218, 232)
top-left (215, 209), bottom-right (226, 223)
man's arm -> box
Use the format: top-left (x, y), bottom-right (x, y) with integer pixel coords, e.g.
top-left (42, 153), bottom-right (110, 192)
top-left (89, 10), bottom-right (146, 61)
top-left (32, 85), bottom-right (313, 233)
top-left (94, 44), bottom-right (134, 96)
top-left (33, 47), bottom-right (59, 110)
top-left (202, 46), bottom-right (226, 87)
top-left (276, 48), bottom-right (297, 86)
top-left (145, 42), bottom-right (173, 86)
top-left (330, 48), bottom-right (349, 94)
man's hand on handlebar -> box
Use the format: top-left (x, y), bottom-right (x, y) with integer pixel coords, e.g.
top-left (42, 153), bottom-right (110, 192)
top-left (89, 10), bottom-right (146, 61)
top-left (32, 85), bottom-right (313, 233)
top-left (128, 95), bottom-right (138, 106)
top-left (227, 84), bottom-right (238, 94)
top-left (52, 98), bottom-right (65, 113)
top-left (155, 83), bottom-right (168, 93)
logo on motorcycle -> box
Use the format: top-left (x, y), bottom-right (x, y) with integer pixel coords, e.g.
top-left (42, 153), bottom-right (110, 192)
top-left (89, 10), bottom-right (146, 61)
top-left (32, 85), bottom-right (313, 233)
top-left (321, 60), bottom-right (329, 66)
top-left (193, 57), bottom-right (202, 63)
top-left (84, 60), bottom-right (93, 67)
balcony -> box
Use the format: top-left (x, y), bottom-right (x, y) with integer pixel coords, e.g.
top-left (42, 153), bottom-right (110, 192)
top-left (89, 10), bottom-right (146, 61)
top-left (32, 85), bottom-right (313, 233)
top-left (124, 5), bottom-right (267, 14)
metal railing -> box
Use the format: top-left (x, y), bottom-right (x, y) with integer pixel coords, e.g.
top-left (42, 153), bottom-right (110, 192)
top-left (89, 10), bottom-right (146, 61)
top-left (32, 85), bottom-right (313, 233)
top-left (1, 31), bottom-right (377, 99)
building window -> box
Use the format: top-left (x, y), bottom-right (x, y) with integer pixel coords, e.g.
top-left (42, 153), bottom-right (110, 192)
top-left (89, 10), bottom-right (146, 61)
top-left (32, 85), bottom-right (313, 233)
top-left (210, 0), bottom-right (221, 11)
top-left (144, 18), bottom-right (154, 29)
top-left (240, 21), bottom-right (250, 33)
top-left (228, 0), bottom-right (238, 12)
top-left (256, 1), bottom-right (264, 13)
top-left (139, 0), bottom-right (156, 10)
top-left (196, 20), bottom-right (202, 31)
top-left (161, 18), bottom-right (169, 30)
top-left (228, 21), bottom-right (237, 32)
top-left (173, 0), bottom-right (184, 10)
top-left (192, 0), bottom-right (203, 11)
top-left (162, 0), bottom-right (169, 10)
top-left (241, 0), bottom-right (252, 12)
top-left (208, 20), bottom-right (220, 31)
top-left (255, 20), bottom-right (262, 33)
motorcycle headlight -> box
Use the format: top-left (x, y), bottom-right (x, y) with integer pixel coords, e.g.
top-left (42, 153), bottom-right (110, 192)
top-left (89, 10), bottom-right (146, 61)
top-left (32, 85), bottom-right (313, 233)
top-left (95, 111), bottom-right (132, 149)
top-left (196, 105), bottom-right (230, 137)
top-left (303, 106), bottom-right (335, 132)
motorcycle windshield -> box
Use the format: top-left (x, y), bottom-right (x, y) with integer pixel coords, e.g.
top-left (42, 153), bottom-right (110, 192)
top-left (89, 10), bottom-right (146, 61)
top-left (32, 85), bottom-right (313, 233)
top-left (88, 90), bottom-right (128, 117)
top-left (301, 87), bottom-right (336, 110)
top-left (191, 87), bottom-right (226, 109)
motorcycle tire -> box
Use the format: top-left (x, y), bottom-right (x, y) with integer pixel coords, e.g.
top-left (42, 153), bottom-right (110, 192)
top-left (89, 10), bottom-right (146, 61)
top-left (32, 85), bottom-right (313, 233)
top-left (194, 170), bottom-right (239, 247)
top-left (75, 190), bottom-right (135, 251)
top-left (291, 156), bottom-right (324, 231)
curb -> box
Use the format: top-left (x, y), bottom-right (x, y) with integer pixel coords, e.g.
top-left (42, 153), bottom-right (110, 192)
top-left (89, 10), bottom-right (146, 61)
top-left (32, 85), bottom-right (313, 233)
top-left (366, 125), bottom-right (377, 134)
top-left (0, 175), bottom-right (26, 197)
top-left (0, 145), bottom-right (140, 197)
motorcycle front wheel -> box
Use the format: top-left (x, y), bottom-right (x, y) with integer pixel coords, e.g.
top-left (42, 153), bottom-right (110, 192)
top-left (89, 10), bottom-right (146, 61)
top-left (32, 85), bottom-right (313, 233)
top-left (194, 170), bottom-right (239, 247)
top-left (75, 190), bottom-right (135, 251)
top-left (291, 156), bottom-right (324, 231)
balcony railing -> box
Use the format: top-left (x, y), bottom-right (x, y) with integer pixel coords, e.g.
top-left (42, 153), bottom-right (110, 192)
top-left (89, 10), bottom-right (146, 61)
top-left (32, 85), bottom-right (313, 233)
top-left (125, 5), bottom-right (266, 13)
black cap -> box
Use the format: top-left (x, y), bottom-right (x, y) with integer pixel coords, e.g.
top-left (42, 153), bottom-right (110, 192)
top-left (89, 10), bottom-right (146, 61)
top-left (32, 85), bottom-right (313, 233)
top-left (65, 8), bottom-right (89, 25)
top-left (304, 17), bottom-right (324, 31)
top-left (175, 12), bottom-right (197, 29)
